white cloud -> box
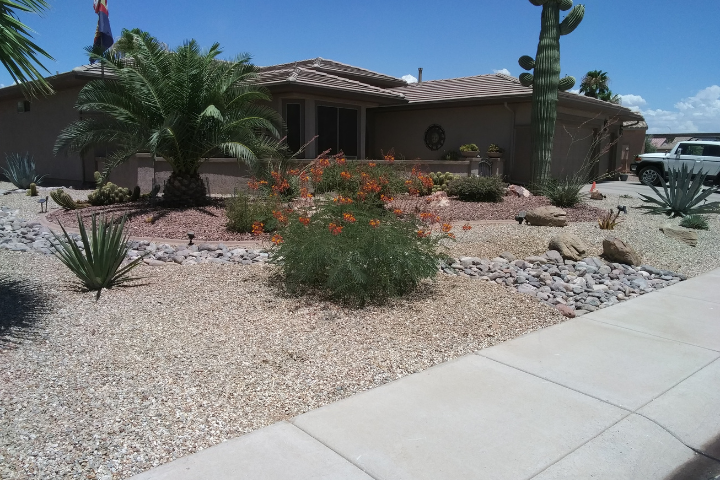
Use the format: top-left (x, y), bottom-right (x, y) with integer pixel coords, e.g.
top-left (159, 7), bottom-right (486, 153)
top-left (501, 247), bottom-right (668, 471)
top-left (0, 84), bottom-right (4, 88)
top-left (635, 85), bottom-right (720, 133)
top-left (569, 89), bottom-right (580, 95)
top-left (617, 94), bottom-right (647, 107)
top-left (402, 74), bottom-right (417, 84)
top-left (493, 68), bottom-right (511, 76)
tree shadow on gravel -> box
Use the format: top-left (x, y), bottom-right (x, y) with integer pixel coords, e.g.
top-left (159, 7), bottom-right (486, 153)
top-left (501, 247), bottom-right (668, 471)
top-left (0, 274), bottom-right (54, 352)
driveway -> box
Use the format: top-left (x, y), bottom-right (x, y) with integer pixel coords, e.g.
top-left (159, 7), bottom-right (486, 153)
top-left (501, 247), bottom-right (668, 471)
top-left (585, 176), bottom-right (720, 203)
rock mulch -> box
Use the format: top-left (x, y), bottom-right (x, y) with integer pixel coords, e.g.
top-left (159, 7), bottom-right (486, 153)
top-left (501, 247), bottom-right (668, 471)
top-left (0, 250), bottom-right (566, 480)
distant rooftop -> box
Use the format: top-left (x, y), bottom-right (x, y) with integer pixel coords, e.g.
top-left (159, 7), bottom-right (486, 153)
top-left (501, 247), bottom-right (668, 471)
top-left (258, 57), bottom-right (407, 89)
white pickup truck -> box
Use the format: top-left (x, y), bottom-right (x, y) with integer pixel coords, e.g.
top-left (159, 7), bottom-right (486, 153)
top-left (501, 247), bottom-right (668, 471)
top-left (631, 140), bottom-right (720, 186)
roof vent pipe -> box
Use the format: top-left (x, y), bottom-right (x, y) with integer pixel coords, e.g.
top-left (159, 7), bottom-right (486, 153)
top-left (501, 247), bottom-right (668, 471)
top-left (418, 67), bottom-right (423, 84)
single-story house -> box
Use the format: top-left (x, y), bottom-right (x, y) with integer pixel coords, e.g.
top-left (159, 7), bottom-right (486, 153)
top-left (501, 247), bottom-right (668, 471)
top-left (0, 57), bottom-right (644, 192)
top-left (647, 133), bottom-right (720, 153)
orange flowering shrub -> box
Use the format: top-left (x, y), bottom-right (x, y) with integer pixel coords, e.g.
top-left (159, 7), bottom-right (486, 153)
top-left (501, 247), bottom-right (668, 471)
top-left (271, 233), bottom-right (284, 245)
top-left (463, 223), bottom-right (472, 231)
top-left (226, 192), bottom-right (282, 234)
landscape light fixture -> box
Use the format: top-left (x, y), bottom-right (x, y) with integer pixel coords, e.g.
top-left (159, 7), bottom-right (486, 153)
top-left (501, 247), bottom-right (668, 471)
top-left (617, 205), bottom-right (627, 215)
top-left (187, 231), bottom-right (195, 246)
top-left (38, 196), bottom-right (48, 213)
top-left (515, 211), bottom-right (526, 225)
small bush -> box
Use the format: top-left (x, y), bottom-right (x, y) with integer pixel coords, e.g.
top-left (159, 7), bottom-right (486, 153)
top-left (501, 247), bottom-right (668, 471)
top-left (52, 213), bottom-right (144, 299)
top-left (446, 175), bottom-right (505, 202)
top-left (459, 143), bottom-right (479, 152)
top-left (272, 202), bottom-right (446, 306)
top-left (540, 178), bottom-right (587, 208)
top-left (1, 152), bottom-right (46, 189)
top-left (226, 192), bottom-right (282, 233)
top-left (679, 214), bottom-right (709, 230)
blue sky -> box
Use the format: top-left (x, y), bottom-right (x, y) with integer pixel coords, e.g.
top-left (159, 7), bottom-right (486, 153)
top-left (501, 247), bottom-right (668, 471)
top-left (4, 0), bottom-right (719, 133)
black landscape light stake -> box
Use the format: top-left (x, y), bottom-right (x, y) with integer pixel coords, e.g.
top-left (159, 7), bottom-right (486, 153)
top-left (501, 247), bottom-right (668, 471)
top-left (617, 205), bottom-right (627, 215)
top-left (515, 211), bottom-right (526, 225)
top-left (38, 196), bottom-right (48, 213)
top-left (187, 231), bottom-right (195, 246)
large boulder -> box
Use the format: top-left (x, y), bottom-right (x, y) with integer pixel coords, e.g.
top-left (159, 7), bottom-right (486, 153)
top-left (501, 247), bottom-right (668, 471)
top-left (548, 233), bottom-right (588, 261)
top-left (602, 236), bottom-right (641, 266)
top-left (660, 223), bottom-right (698, 247)
top-left (525, 206), bottom-right (567, 227)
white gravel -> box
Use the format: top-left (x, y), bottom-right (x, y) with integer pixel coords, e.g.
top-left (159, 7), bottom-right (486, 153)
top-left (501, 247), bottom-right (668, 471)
top-left (0, 182), bottom-right (89, 223)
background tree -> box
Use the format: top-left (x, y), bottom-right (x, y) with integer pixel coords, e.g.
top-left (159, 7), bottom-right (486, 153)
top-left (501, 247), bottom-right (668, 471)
top-left (55, 29), bottom-right (284, 206)
top-left (580, 70), bottom-right (621, 103)
top-left (518, 0), bottom-right (585, 188)
top-left (0, 0), bottom-right (54, 96)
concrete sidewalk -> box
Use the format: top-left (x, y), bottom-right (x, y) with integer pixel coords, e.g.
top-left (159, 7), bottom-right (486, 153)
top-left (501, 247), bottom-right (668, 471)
top-left (131, 268), bottom-right (720, 480)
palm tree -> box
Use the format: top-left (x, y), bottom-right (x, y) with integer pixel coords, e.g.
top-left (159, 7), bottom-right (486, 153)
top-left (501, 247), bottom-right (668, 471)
top-left (579, 70), bottom-right (610, 99)
top-left (54, 29), bottom-right (284, 206)
top-left (0, 0), bottom-right (54, 96)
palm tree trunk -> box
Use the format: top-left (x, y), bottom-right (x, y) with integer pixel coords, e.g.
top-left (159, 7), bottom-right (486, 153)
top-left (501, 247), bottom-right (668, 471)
top-left (163, 172), bottom-right (207, 206)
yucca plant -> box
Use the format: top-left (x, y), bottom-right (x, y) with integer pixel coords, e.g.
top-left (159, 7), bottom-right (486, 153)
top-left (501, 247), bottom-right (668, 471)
top-left (679, 214), bottom-right (709, 230)
top-left (52, 213), bottom-right (145, 299)
top-left (1, 152), bottom-right (46, 189)
top-left (598, 209), bottom-right (622, 230)
top-left (638, 164), bottom-right (720, 217)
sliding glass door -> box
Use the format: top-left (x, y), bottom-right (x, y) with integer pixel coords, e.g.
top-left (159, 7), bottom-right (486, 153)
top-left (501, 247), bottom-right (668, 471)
top-left (317, 105), bottom-right (358, 157)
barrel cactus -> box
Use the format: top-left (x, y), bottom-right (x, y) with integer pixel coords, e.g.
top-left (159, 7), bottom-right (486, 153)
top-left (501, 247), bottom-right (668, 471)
top-left (88, 182), bottom-right (132, 206)
top-left (519, 0), bottom-right (585, 187)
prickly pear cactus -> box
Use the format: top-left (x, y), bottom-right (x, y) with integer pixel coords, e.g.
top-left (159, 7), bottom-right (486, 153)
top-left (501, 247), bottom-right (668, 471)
top-left (519, 0), bottom-right (585, 187)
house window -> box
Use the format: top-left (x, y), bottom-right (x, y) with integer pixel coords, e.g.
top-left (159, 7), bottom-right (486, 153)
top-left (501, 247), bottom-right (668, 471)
top-left (17, 100), bottom-right (30, 113)
top-left (283, 101), bottom-right (304, 157)
top-left (317, 105), bottom-right (358, 157)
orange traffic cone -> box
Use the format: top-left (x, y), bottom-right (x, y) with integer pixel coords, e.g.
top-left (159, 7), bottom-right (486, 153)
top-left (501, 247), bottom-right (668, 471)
top-left (590, 181), bottom-right (597, 192)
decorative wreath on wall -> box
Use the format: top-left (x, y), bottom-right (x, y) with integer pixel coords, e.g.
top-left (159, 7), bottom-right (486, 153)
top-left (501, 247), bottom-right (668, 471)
top-left (424, 124), bottom-right (445, 151)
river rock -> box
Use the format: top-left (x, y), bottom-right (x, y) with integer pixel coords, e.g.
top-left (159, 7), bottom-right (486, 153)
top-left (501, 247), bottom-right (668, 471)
top-left (660, 224), bottom-right (698, 247)
top-left (548, 233), bottom-right (587, 261)
top-left (525, 206), bottom-right (567, 227)
top-left (602, 236), bottom-right (641, 266)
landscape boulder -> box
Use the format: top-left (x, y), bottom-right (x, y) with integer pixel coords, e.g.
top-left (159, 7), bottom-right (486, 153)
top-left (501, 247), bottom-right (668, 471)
top-left (548, 233), bottom-right (588, 261)
top-left (589, 190), bottom-right (605, 200)
top-left (602, 236), bottom-right (641, 266)
top-left (507, 185), bottom-right (532, 198)
top-left (660, 223), bottom-right (698, 247)
top-left (525, 206), bottom-right (567, 227)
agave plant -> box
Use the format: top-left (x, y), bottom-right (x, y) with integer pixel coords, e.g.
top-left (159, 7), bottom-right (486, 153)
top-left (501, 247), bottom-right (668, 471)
top-left (52, 213), bottom-right (145, 299)
top-left (1, 152), bottom-right (46, 189)
top-left (638, 164), bottom-right (720, 218)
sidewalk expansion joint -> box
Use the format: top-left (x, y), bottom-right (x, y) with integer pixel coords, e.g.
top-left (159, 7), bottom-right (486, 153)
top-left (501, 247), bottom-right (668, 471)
top-left (287, 421), bottom-right (382, 480)
top-left (634, 411), bottom-right (720, 464)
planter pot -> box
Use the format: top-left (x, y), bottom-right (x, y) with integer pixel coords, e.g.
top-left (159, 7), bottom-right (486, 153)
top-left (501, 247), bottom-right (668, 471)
top-left (460, 151), bottom-right (479, 158)
top-left (487, 152), bottom-right (503, 158)
top-left (619, 174), bottom-right (629, 181)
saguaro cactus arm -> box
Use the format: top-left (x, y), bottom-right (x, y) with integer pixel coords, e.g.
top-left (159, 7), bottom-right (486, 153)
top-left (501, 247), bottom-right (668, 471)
top-left (520, 73), bottom-right (535, 87)
top-left (519, 55), bottom-right (536, 71)
top-left (558, 76), bottom-right (576, 91)
top-left (559, 5), bottom-right (585, 35)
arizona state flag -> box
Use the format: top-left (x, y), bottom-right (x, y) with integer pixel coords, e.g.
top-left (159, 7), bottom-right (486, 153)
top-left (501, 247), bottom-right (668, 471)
top-left (92, 0), bottom-right (113, 55)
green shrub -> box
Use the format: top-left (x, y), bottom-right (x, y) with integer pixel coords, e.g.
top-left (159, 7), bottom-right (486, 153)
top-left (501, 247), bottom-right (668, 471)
top-left (540, 177), bottom-right (587, 208)
top-left (52, 213), bottom-right (145, 299)
top-left (679, 214), bottom-right (709, 230)
top-left (446, 175), bottom-right (505, 202)
top-left (459, 143), bottom-right (479, 152)
top-left (272, 202), bottom-right (445, 306)
top-left (88, 182), bottom-right (132, 206)
top-left (639, 164), bottom-right (720, 217)
top-left (226, 192), bottom-right (281, 233)
top-left (1, 152), bottom-right (46, 189)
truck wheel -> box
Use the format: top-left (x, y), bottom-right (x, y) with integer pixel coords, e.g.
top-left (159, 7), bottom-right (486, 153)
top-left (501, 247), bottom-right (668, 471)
top-left (639, 167), bottom-right (662, 186)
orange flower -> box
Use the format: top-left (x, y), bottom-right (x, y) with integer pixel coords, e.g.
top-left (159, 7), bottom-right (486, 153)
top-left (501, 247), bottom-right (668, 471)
top-left (334, 195), bottom-right (353, 204)
top-left (441, 223), bottom-right (452, 233)
top-left (318, 158), bottom-right (331, 167)
top-left (343, 212), bottom-right (356, 223)
top-left (328, 222), bottom-right (343, 235)
top-left (300, 187), bottom-right (313, 199)
top-left (447, 232), bottom-right (456, 239)
top-left (368, 162), bottom-right (377, 167)
top-left (356, 191), bottom-right (367, 201)
top-left (288, 169), bottom-right (300, 176)
top-left (336, 157), bottom-right (346, 165)
top-left (393, 209), bottom-right (403, 216)
top-left (271, 233), bottom-right (284, 245)
top-left (248, 178), bottom-right (260, 190)
top-left (340, 171), bottom-right (352, 181)
top-left (251, 221), bottom-right (264, 236)
top-left (408, 187), bottom-right (419, 196)
top-left (416, 229), bottom-right (430, 238)
top-left (299, 217), bottom-right (311, 226)
top-left (380, 194), bottom-right (393, 203)
top-left (384, 154), bottom-right (395, 162)
top-left (272, 210), bottom-right (288, 224)
top-left (420, 212), bottom-right (436, 223)
top-left (369, 219), bottom-right (380, 228)
top-left (462, 223), bottom-right (472, 231)
top-left (259, 180), bottom-right (268, 186)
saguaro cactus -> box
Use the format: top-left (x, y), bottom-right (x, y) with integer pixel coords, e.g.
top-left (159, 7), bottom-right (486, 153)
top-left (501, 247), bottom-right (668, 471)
top-left (519, 0), bottom-right (585, 187)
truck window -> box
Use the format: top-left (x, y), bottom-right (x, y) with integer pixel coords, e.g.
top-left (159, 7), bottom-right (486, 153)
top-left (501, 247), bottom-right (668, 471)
top-left (703, 145), bottom-right (720, 157)
top-left (678, 144), bottom-right (704, 155)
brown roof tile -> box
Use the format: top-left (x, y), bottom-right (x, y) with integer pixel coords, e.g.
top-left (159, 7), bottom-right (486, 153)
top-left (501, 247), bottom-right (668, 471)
top-left (258, 58), bottom-right (407, 88)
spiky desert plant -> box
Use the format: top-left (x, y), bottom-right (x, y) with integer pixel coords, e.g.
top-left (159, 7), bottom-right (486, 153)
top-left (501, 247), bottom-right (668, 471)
top-left (1, 152), bottom-right (46, 189)
top-left (679, 214), bottom-right (709, 230)
top-left (50, 188), bottom-right (78, 210)
top-left (518, 0), bottom-right (585, 187)
top-left (52, 213), bottom-right (145, 299)
top-left (54, 29), bottom-right (284, 207)
top-left (638, 165), bottom-right (720, 217)
top-left (598, 209), bottom-right (622, 230)
top-left (130, 185), bottom-right (141, 201)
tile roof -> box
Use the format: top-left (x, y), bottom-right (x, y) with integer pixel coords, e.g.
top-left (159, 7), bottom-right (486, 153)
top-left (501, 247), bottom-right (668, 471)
top-left (257, 67), bottom-right (406, 100)
top-left (258, 58), bottom-right (407, 88)
top-left (390, 74), bottom-right (642, 118)
top-left (623, 120), bottom-right (647, 129)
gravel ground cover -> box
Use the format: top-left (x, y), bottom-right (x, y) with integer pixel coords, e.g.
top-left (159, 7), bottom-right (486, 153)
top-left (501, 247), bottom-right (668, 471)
top-left (0, 250), bottom-right (565, 480)
top-left (447, 194), bottom-right (720, 278)
top-left (0, 182), bottom-right (89, 223)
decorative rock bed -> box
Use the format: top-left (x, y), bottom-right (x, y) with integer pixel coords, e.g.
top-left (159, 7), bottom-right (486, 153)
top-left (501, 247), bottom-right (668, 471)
top-left (2, 205), bottom-right (686, 317)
